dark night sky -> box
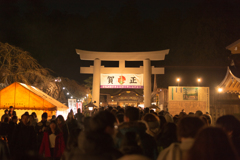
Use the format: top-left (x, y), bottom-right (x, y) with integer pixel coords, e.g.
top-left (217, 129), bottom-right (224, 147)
top-left (1, 0), bottom-right (240, 89)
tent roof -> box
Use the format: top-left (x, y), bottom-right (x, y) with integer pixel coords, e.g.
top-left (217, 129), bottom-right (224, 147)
top-left (18, 82), bottom-right (68, 110)
top-left (1, 82), bottom-right (68, 110)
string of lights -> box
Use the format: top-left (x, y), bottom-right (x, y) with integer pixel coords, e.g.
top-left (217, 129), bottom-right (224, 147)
top-left (54, 77), bottom-right (87, 102)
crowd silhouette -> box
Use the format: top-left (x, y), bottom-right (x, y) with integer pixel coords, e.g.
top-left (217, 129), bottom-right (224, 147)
top-left (0, 106), bottom-right (240, 160)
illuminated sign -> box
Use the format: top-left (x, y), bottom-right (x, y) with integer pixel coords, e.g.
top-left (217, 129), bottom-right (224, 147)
top-left (100, 74), bottom-right (143, 89)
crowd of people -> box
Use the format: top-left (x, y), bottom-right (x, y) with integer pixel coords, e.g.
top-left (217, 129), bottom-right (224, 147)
top-left (0, 106), bottom-right (240, 160)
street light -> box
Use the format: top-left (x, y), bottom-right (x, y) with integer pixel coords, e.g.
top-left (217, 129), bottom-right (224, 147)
top-left (176, 78), bottom-right (181, 86)
top-left (218, 88), bottom-right (223, 93)
top-left (197, 78), bottom-right (201, 86)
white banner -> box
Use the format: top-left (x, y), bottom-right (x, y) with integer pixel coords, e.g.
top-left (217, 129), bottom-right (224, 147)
top-left (101, 74), bottom-right (143, 89)
top-left (68, 99), bottom-right (77, 114)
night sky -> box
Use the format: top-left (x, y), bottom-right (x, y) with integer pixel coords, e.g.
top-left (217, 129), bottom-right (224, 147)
top-left (1, 0), bottom-right (240, 89)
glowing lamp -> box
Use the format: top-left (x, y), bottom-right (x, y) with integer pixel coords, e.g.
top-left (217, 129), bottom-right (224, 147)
top-left (218, 88), bottom-right (223, 92)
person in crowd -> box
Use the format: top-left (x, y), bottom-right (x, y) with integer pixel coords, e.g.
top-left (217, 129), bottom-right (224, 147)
top-left (56, 115), bottom-right (69, 145)
top-left (75, 108), bottom-right (84, 129)
top-left (142, 113), bottom-right (161, 139)
top-left (164, 112), bottom-right (173, 123)
top-left (120, 131), bottom-right (143, 155)
top-left (61, 128), bottom-right (81, 160)
top-left (158, 111), bottom-right (165, 116)
top-left (118, 154), bottom-right (151, 160)
top-left (117, 113), bottom-right (124, 123)
top-left (36, 112), bottom-right (50, 150)
top-left (8, 115), bottom-right (18, 143)
top-left (195, 110), bottom-right (203, 117)
top-left (157, 116), bottom-right (205, 160)
top-left (203, 114), bottom-right (211, 125)
top-left (179, 111), bottom-right (187, 119)
top-left (1, 109), bottom-right (9, 122)
top-left (158, 116), bottom-right (167, 131)
top-left (39, 120), bottom-right (65, 160)
top-left (188, 112), bottom-right (194, 116)
top-left (51, 115), bottom-right (56, 120)
top-left (29, 115), bottom-right (37, 128)
top-left (0, 117), bottom-right (10, 138)
top-left (173, 115), bottom-right (179, 124)
top-left (69, 111), bottom-right (122, 160)
top-left (83, 116), bottom-right (91, 131)
top-left (187, 127), bottom-right (239, 160)
top-left (116, 107), bottom-right (158, 160)
top-left (216, 115), bottom-right (240, 154)
top-left (111, 108), bottom-right (118, 115)
top-left (66, 110), bottom-right (78, 132)
top-left (143, 108), bottom-right (150, 115)
top-left (10, 113), bottom-right (37, 158)
top-left (31, 112), bottom-right (38, 123)
top-left (0, 139), bottom-right (10, 160)
top-left (8, 106), bottom-right (16, 118)
top-left (157, 123), bottom-right (177, 151)
top-left (118, 108), bottom-right (125, 114)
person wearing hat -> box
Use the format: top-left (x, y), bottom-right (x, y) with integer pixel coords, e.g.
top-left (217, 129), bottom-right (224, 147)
top-left (8, 106), bottom-right (16, 118)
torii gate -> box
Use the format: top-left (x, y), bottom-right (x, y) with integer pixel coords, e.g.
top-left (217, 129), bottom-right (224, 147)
top-left (76, 49), bottom-right (169, 108)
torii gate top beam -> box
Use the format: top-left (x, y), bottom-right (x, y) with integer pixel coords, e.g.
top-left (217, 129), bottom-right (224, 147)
top-left (76, 49), bottom-right (169, 61)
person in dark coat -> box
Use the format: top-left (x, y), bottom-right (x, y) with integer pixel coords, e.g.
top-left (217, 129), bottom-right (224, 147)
top-left (35, 112), bottom-right (50, 150)
top-left (66, 110), bottom-right (78, 132)
top-left (0, 139), bottom-right (10, 160)
top-left (216, 115), bottom-right (240, 156)
top-left (8, 116), bottom-right (18, 144)
top-left (10, 113), bottom-right (37, 158)
top-left (0, 117), bottom-right (10, 146)
top-left (1, 109), bottom-right (9, 122)
top-left (116, 107), bottom-right (158, 160)
top-left (8, 106), bottom-right (16, 118)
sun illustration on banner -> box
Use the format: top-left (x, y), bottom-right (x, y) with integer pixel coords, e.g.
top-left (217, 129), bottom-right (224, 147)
top-left (118, 76), bottom-right (126, 85)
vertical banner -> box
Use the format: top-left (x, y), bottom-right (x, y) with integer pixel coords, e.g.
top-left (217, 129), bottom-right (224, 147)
top-left (68, 99), bottom-right (77, 115)
top-left (76, 102), bottom-right (83, 113)
top-left (100, 74), bottom-right (143, 89)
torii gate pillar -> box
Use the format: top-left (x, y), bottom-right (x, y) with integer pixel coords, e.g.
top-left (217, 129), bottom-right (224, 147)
top-left (92, 58), bottom-right (101, 106)
top-left (144, 59), bottom-right (152, 108)
top-left (76, 49), bottom-right (169, 108)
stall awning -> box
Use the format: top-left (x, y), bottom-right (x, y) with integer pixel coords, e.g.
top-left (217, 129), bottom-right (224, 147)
top-left (0, 82), bottom-right (68, 111)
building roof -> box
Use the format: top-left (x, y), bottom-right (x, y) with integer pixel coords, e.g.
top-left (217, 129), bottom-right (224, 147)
top-left (0, 82), bottom-right (68, 110)
top-left (226, 39), bottom-right (240, 54)
top-left (217, 67), bottom-right (240, 93)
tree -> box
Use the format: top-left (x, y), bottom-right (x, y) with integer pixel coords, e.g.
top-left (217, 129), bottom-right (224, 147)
top-left (84, 76), bottom-right (93, 91)
top-left (0, 42), bottom-right (50, 85)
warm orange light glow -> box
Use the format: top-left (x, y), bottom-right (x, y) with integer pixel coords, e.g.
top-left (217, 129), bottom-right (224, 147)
top-left (197, 78), bottom-right (201, 82)
top-left (176, 78), bottom-right (181, 82)
top-left (218, 88), bottom-right (223, 92)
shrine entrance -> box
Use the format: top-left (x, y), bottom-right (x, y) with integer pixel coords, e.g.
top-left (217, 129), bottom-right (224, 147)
top-left (76, 49), bottom-right (169, 107)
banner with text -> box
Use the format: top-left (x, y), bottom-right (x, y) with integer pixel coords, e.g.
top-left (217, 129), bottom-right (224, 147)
top-left (101, 74), bottom-right (143, 89)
